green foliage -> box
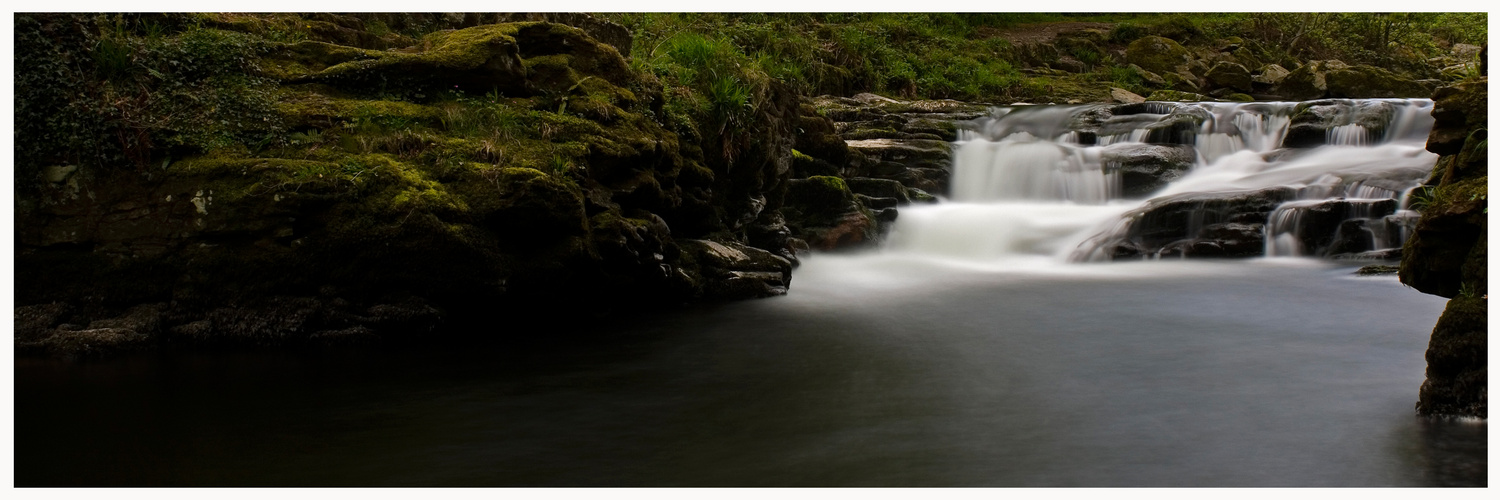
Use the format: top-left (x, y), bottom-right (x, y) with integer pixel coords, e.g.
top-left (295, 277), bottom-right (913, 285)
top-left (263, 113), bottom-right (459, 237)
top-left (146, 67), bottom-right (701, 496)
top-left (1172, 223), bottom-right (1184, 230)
top-left (1457, 280), bottom-right (1480, 299)
top-left (612, 13), bottom-right (1030, 103)
top-left (15, 13), bottom-right (283, 178)
top-left (1109, 23), bottom-right (1148, 44)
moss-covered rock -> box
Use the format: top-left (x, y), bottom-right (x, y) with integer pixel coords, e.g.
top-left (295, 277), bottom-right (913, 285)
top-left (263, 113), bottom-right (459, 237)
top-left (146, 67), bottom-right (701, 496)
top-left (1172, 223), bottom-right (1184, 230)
top-left (1400, 78), bottom-right (1487, 418)
top-left (1426, 79), bottom-right (1489, 157)
top-left (1416, 296), bottom-right (1488, 418)
top-left (291, 23), bottom-right (533, 95)
top-left (781, 176), bottom-right (878, 250)
top-left (1276, 60), bottom-right (1350, 100)
top-left (1144, 90), bottom-right (1212, 102)
top-left (1125, 36), bottom-right (1191, 76)
top-left (1204, 61), bottom-right (1252, 93)
top-left (1325, 65), bottom-right (1432, 99)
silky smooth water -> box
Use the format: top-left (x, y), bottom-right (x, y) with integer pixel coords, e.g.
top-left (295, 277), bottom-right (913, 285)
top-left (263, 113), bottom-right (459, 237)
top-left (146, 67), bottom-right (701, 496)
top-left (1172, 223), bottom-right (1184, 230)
top-left (12, 258), bottom-right (1483, 486)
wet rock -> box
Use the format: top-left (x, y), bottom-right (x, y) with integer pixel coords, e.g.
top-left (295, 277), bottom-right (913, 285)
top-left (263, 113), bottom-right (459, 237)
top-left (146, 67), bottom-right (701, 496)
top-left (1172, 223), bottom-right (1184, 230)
top-left (1081, 187), bottom-right (1296, 260)
top-left (781, 176), bottom-right (878, 251)
top-left (845, 138), bottom-right (953, 193)
top-left (906, 188), bottom-right (939, 204)
top-left (1282, 99), bottom-right (1395, 148)
top-left (1270, 199), bottom-right (1399, 256)
top-left (679, 239), bottom-right (793, 299)
top-left (845, 177), bottom-right (912, 204)
top-left (1101, 144), bottom-right (1195, 198)
top-left (1354, 264), bottom-right (1400, 275)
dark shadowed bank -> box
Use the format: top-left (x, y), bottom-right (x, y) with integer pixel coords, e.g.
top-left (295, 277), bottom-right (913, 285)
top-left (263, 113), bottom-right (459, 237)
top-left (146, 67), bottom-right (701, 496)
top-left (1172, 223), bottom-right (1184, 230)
top-left (9, 14), bottom-right (1488, 419)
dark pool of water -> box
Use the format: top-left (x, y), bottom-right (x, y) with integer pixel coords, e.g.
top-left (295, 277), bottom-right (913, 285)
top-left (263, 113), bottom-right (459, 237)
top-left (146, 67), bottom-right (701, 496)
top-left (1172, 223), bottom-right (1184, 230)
top-left (12, 258), bottom-right (1485, 486)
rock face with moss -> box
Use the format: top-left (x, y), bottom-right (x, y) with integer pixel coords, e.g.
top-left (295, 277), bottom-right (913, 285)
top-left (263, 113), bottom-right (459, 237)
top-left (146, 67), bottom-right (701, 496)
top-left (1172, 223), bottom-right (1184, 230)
top-left (13, 15), bottom-right (806, 354)
top-left (1399, 77), bottom-right (1487, 418)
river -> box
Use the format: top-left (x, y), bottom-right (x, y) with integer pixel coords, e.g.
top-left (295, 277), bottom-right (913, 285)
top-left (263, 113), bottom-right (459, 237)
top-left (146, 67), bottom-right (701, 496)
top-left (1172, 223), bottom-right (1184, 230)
top-left (13, 99), bottom-right (1487, 486)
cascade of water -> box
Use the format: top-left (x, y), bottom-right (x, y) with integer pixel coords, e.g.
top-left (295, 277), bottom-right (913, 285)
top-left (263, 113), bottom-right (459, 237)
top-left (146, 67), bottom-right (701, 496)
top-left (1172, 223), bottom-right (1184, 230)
top-left (884, 99), bottom-right (1439, 265)
top-left (1328, 124), bottom-right (1371, 146)
top-left (949, 133), bottom-right (1110, 203)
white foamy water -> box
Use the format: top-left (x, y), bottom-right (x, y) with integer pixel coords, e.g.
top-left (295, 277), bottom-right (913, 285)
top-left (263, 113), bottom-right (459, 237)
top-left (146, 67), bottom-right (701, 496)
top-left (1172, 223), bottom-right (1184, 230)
top-left (884, 99), bottom-right (1438, 267)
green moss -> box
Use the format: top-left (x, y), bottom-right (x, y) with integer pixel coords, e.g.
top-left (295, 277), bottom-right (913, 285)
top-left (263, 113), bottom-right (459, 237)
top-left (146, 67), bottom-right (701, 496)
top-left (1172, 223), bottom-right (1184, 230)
top-left (813, 175), bottom-right (848, 191)
top-left (1125, 36), bottom-right (1190, 75)
top-left (403, 23), bottom-right (526, 69)
top-left (1146, 90), bottom-right (1213, 102)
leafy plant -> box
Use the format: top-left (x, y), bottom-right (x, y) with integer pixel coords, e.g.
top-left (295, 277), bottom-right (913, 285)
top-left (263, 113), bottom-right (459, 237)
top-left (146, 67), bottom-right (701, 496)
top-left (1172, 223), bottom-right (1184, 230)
top-left (1407, 186), bottom-right (1438, 211)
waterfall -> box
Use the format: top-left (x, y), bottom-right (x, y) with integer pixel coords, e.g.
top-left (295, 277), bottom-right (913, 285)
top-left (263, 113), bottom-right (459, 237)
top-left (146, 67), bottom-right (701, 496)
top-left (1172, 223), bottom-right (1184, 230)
top-left (884, 99), bottom-right (1438, 265)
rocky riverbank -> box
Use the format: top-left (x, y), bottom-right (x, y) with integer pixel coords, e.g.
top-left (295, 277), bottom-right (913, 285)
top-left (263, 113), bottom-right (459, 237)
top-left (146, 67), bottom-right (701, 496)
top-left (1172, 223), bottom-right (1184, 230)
top-left (1399, 66), bottom-right (1488, 418)
top-left (11, 14), bottom-right (1484, 358)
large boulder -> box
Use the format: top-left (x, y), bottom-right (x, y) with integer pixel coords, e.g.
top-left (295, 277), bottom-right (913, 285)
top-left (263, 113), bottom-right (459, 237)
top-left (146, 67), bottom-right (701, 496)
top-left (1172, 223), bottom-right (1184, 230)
top-left (1252, 63), bottom-right (1292, 88)
top-left (1204, 61), bottom-right (1253, 93)
top-left (844, 138), bottom-right (953, 194)
top-left (1325, 65), bottom-right (1433, 98)
top-left (1125, 36), bottom-right (1192, 76)
top-left (1276, 60), bottom-right (1349, 100)
top-left (1281, 99), bottom-right (1396, 148)
top-left (1425, 79), bottom-right (1490, 157)
top-left (781, 176), bottom-right (878, 250)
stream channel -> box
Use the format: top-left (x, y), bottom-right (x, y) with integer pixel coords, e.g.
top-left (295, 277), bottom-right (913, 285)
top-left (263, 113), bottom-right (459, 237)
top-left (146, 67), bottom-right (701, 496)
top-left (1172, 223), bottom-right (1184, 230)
top-left (14, 99), bottom-right (1487, 486)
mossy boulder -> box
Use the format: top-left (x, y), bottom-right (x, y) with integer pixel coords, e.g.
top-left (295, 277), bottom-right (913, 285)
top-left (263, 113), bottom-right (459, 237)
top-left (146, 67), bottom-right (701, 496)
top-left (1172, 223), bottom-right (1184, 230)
top-left (1426, 79), bottom-right (1489, 156)
top-left (1275, 60), bottom-right (1350, 100)
top-left (1204, 61), bottom-right (1253, 93)
top-left (1416, 296), bottom-right (1488, 418)
top-left (781, 176), bottom-right (878, 250)
top-left (1125, 36), bottom-right (1191, 76)
top-left (1325, 65), bottom-right (1432, 98)
top-left (291, 23), bottom-right (533, 95)
top-left (845, 177), bottom-right (912, 204)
